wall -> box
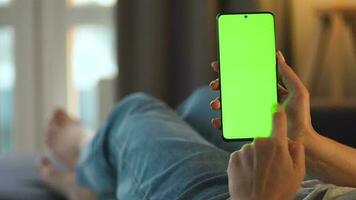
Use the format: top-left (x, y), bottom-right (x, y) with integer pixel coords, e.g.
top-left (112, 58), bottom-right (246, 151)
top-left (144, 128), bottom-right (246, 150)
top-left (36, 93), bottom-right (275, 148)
top-left (292, 0), bottom-right (356, 105)
top-left (259, 0), bottom-right (356, 107)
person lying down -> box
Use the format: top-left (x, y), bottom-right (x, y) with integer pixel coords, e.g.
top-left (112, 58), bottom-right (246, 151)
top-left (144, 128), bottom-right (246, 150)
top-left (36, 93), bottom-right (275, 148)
top-left (38, 51), bottom-right (356, 200)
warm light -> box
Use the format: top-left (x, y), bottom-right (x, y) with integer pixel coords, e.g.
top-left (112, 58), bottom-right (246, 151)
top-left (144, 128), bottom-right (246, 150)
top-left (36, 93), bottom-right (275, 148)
top-left (0, 27), bottom-right (15, 91)
top-left (0, 26), bottom-right (14, 154)
top-left (0, 0), bottom-right (10, 7)
top-left (69, 25), bottom-right (117, 91)
top-left (67, 0), bottom-right (116, 7)
top-left (67, 25), bottom-right (117, 129)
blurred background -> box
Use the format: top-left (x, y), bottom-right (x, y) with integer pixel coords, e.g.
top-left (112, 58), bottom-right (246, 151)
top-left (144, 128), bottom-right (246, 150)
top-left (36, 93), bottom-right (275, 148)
top-left (0, 0), bottom-right (355, 173)
top-left (0, 0), bottom-right (355, 199)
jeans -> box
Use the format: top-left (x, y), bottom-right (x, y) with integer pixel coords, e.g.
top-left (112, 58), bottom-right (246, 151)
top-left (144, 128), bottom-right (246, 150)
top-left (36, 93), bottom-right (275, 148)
top-left (76, 87), bottom-right (248, 200)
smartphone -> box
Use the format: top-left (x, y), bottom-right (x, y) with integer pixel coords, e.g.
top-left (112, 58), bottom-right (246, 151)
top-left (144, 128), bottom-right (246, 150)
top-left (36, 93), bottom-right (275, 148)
top-left (217, 12), bottom-right (278, 141)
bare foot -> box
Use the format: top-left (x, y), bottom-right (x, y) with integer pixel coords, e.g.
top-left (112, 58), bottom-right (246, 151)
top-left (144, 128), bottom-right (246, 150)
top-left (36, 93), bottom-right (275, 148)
top-left (38, 156), bottom-right (96, 200)
top-left (39, 109), bottom-right (96, 200)
top-left (45, 109), bottom-right (85, 170)
top-left (38, 156), bottom-right (76, 197)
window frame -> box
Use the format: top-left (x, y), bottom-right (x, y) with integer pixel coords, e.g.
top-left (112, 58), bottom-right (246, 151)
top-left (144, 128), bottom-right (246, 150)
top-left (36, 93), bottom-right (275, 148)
top-left (39, 0), bottom-right (116, 150)
top-left (0, 0), bottom-right (116, 153)
top-left (0, 0), bottom-right (39, 152)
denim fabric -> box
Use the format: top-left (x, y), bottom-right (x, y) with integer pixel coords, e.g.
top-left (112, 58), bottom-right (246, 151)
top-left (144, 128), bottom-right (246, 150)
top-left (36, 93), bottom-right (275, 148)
top-left (176, 87), bottom-right (249, 152)
top-left (76, 87), bottom-right (238, 200)
top-left (75, 86), bottom-right (356, 200)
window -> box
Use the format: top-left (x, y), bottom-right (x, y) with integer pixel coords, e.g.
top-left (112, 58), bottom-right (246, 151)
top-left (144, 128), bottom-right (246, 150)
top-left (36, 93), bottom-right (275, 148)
top-left (0, 0), bottom-right (10, 7)
top-left (65, 0), bottom-right (117, 130)
top-left (0, 27), bottom-right (14, 154)
top-left (69, 0), bottom-right (116, 7)
top-left (0, 0), bottom-right (117, 153)
top-left (0, 0), bottom-right (37, 153)
top-left (68, 25), bottom-right (117, 129)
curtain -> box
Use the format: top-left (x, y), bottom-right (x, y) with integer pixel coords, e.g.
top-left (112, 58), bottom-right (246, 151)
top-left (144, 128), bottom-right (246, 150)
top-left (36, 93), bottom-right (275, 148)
top-left (116, 0), bottom-right (290, 107)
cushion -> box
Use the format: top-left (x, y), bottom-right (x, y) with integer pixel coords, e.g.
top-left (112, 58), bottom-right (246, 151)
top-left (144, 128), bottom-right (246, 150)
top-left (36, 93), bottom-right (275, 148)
top-left (0, 153), bottom-right (65, 200)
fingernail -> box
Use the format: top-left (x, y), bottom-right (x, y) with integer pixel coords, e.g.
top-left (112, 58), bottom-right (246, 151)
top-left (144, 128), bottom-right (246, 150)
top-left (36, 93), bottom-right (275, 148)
top-left (210, 98), bottom-right (220, 109)
top-left (277, 51), bottom-right (286, 62)
top-left (211, 61), bottom-right (220, 72)
top-left (211, 118), bottom-right (221, 129)
top-left (211, 61), bottom-right (217, 68)
top-left (209, 79), bottom-right (218, 90)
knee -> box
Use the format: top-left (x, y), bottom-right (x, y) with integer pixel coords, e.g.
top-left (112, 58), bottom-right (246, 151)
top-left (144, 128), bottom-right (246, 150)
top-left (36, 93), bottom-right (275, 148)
top-left (113, 92), bottom-right (163, 115)
top-left (123, 92), bottom-right (155, 105)
top-left (192, 86), bottom-right (218, 100)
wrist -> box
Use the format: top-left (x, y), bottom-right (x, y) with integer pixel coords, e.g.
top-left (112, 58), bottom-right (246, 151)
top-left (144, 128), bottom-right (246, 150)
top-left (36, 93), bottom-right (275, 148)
top-left (302, 128), bottom-right (320, 150)
top-left (302, 128), bottom-right (330, 178)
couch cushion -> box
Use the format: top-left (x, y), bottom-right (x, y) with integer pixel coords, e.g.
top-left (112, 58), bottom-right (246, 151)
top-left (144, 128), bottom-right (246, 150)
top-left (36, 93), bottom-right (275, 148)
top-left (0, 153), bottom-right (65, 200)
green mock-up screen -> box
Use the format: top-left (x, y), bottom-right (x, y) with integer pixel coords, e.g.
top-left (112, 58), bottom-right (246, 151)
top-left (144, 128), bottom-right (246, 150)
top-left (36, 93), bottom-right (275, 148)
top-left (217, 13), bottom-right (277, 140)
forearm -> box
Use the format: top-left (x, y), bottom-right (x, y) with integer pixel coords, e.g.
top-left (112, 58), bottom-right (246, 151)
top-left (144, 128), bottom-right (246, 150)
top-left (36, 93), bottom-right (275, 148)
top-left (304, 130), bottom-right (356, 187)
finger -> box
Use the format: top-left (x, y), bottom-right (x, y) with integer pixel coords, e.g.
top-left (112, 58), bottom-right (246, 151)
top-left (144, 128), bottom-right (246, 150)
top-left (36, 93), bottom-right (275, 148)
top-left (271, 105), bottom-right (288, 146)
top-left (227, 151), bottom-right (242, 198)
top-left (240, 144), bottom-right (254, 168)
top-left (253, 137), bottom-right (274, 157)
top-left (289, 140), bottom-right (306, 175)
top-left (209, 78), bottom-right (220, 90)
top-left (211, 118), bottom-right (222, 129)
top-left (278, 84), bottom-right (288, 94)
top-left (277, 51), bottom-right (306, 95)
top-left (278, 84), bottom-right (289, 102)
top-left (37, 155), bottom-right (50, 167)
top-left (211, 61), bottom-right (220, 73)
top-left (210, 97), bottom-right (221, 110)
top-left (228, 151), bottom-right (241, 175)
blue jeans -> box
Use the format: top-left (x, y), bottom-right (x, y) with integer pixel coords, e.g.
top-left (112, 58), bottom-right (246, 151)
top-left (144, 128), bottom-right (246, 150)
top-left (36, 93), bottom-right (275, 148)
top-left (76, 87), bottom-right (247, 200)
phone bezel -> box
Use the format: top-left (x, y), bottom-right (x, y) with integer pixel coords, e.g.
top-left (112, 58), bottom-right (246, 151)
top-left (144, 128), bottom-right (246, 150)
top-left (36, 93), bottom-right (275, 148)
top-left (216, 12), bottom-right (279, 142)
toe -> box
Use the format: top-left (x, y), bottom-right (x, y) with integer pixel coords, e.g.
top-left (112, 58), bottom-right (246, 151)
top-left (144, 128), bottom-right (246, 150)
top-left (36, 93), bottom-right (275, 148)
top-left (38, 156), bottom-right (51, 182)
top-left (38, 155), bottom-right (50, 166)
top-left (52, 108), bottom-right (70, 127)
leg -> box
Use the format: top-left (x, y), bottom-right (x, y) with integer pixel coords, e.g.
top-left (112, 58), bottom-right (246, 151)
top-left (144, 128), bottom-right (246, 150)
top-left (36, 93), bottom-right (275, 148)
top-left (176, 86), bottom-right (247, 153)
top-left (77, 93), bottom-right (230, 200)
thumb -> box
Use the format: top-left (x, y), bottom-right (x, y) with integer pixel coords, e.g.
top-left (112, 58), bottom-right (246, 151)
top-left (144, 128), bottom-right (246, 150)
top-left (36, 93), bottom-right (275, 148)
top-left (277, 51), bottom-right (305, 94)
top-left (288, 140), bottom-right (305, 175)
